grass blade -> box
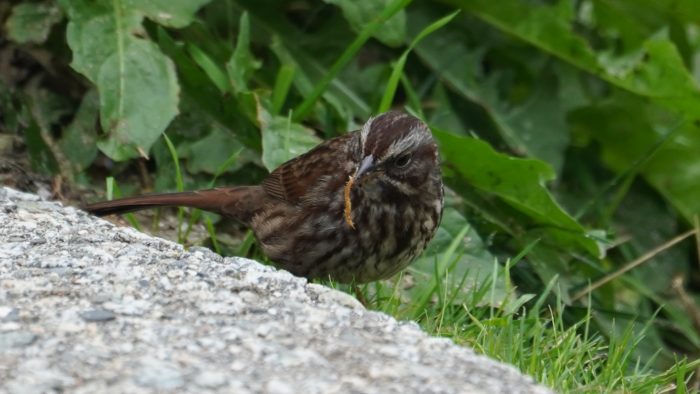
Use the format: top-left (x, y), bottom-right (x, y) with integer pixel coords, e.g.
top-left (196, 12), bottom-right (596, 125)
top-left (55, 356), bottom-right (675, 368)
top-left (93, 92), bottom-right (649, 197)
top-left (378, 10), bottom-right (460, 112)
top-left (293, 0), bottom-right (412, 121)
top-left (162, 133), bottom-right (186, 243)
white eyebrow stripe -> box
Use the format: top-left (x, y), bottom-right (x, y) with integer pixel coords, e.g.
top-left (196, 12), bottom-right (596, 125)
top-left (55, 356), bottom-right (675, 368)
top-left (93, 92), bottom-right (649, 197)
top-left (382, 125), bottom-right (427, 159)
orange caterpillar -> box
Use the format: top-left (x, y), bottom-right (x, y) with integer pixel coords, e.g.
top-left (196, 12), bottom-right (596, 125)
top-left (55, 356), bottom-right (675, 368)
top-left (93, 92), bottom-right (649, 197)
top-left (343, 175), bottom-right (356, 229)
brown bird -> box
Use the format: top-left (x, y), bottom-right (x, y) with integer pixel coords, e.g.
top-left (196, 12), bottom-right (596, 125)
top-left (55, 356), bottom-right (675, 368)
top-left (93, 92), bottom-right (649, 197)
top-left (85, 111), bottom-right (444, 283)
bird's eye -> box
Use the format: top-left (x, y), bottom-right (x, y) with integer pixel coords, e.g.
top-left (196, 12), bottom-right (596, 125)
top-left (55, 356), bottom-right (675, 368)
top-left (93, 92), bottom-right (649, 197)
top-left (394, 153), bottom-right (412, 168)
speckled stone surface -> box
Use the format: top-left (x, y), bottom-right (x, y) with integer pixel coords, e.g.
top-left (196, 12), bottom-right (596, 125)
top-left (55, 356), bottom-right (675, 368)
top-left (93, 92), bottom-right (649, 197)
top-left (0, 187), bottom-right (553, 394)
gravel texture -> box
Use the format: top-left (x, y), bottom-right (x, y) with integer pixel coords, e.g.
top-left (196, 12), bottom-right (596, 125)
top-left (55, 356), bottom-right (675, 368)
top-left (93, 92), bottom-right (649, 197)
top-left (0, 186), bottom-right (552, 394)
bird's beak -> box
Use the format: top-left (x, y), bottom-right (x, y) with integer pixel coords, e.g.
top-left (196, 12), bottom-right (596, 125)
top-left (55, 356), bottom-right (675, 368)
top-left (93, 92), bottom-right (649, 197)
top-left (355, 155), bottom-right (374, 178)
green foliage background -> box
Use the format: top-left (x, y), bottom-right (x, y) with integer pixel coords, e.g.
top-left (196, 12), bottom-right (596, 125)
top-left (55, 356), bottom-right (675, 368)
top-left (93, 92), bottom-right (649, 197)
top-left (2, 0), bottom-right (700, 390)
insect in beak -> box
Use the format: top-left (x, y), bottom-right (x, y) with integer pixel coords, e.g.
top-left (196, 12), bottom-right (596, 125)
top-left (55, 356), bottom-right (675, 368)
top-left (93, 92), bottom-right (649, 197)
top-left (343, 154), bottom-right (375, 229)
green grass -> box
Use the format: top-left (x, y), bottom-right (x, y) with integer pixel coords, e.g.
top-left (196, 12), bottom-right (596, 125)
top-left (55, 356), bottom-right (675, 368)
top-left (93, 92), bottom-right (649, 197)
top-left (343, 256), bottom-right (700, 393)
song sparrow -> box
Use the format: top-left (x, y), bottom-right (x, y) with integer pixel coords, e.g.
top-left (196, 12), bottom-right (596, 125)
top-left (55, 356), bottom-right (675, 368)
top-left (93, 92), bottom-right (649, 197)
top-left (85, 111), bottom-right (444, 283)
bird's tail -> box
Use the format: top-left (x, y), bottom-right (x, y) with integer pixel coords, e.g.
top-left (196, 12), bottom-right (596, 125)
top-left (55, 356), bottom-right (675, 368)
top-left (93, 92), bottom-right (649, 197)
top-left (83, 186), bottom-right (263, 224)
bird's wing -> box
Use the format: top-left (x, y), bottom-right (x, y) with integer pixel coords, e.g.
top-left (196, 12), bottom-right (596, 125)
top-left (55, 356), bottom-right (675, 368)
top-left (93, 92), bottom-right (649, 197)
top-left (261, 132), bottom-right (357, 205)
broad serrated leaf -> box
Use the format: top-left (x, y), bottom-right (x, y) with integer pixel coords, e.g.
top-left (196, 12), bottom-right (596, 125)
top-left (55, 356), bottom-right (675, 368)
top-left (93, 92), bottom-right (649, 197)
top-left (411, 10), bottom-right (569, 173)
top-left (95, 40), bottom-right (179, 160)
top-left (433, 128), bottom-right (601, 257)
top-left (446, 0), bottom-right (700, 222)
top-left (452, 0), bottom-right (700, 117)
top-left (59, 0), bottom-right (180, 160)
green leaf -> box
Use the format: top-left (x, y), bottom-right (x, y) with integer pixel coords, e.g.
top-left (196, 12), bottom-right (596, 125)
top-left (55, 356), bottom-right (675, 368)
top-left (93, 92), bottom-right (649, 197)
top-left (95, 40), bottom-right (179, 160)
top-left (61, 0), bottom-right (140, 84)
top-left (182, 125), bottom-right (249, 175)
top-left (0, 80), bottom-right (24, 134)
top-left (5, 2), bottom-right (63, 44)
top-left (60, 0), bottom-right (180, 160)
top-left (58, 90), bottom-right (99, 172)
top-left (592, 0), bottom-right (700, 36)
top-left (571, 98), bottom-right (700, 222)
top-left (452, 0), bottom-right (700, 118)
top-left (261, 118), bottom-right (322, 172)
top-left (433, 127), bottom-right (601, 257)
top-left (323, 0), bottom-right (407, 47)
top-left (226, 12), bottom-right (261, 94)
top-left (487, 74), bottom-right (570, 173)
top-left (256, 103), bottom-right (322, 171)
top-left (23, 87), bottom-right (72, 175)
top-left (450, 0), bottom-right (598, 70)
top-left (122, 0), bottom-right (213, 28)
top-left (613, 184), bottom-right (685, 294)
top-left (411, 11), bottom-right (570, 173)
top-left (445, 0), bottom-right (700, 225)
top-left (23, 116), bottom-right (57, 175)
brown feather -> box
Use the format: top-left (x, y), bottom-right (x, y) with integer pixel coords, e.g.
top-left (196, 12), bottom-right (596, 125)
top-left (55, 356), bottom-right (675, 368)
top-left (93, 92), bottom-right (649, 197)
top-left (261, 132), bottom-right (358, 205)
top-left (84, 186), bottom-right (266, 225)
